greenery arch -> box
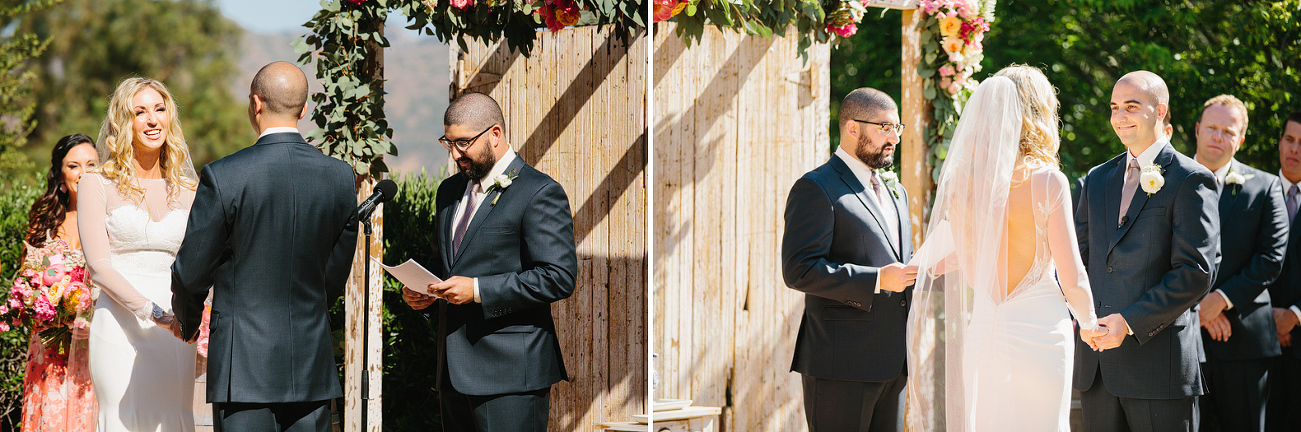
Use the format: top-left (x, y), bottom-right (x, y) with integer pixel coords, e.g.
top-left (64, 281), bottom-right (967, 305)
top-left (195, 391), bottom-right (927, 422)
top-left (295, 0), bottom-right (645, 176)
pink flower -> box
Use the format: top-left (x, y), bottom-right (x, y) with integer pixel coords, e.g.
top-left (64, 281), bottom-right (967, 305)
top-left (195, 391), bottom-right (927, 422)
top-left (345, 0), bottom-right (366, 5)
top-left (21, 269), bottom-right (35, 278)
top-left (69, 266), bottom-right (86, 283)
top-left (42, 263), bottom-right (66, 287)
top-left (197, 305), bottom-right (212, 357)
top-left (939, 65), bottom-right (955, 77)
top-left (653, 0), bottom-right (679, 22)
top-left (449, 0), bottom-right (473, 9)
top-left (0, 304), bottom-right (8, 315)
top-left (829, 23), bottom-right (858, 38)
top-left (72, 316), bottom-right (89, 330)
top-left (33, 294), bottom-right (55, 323)
top-left (0, 321), bottom-right (8, 332)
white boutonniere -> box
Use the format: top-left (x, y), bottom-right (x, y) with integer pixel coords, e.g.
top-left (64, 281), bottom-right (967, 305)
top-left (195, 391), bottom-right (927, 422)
top-left (1139, 163), bottom-right (1164, 195)
top-left (485, 169), bottom-right (519, 205)
top-left (878, 170), bottom-right (901, 199)
top-left (1224, 169), bottom-right (1254, 196)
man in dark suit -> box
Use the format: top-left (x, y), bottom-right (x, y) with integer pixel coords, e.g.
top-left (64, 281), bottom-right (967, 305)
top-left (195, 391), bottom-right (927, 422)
top-left (781, 87), bottom-right (916, 432)
top-left (1075, 71), bottom-right (1219, 432)
top-left (171, 61), bottom-right (359, 431)
top-left (1266, 111), bottom-right (1301, 431)
top-left (400, 93), bottom-right (577, 432)
top-left (1191, 95), bottom-right (1288, 432)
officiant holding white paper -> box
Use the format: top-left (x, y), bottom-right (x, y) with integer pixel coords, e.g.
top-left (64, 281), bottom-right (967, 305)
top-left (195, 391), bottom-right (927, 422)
top-left (400, 92), bottom-right (577, 432)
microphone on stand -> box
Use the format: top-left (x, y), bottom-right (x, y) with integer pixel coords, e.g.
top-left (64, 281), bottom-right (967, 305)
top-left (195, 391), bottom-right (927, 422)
top-left (356, 179), bottom-right (398, 218)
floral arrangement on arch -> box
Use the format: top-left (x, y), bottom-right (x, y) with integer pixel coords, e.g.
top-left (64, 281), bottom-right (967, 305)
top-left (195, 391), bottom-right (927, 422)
top-left (0, 240), bottom-right (95, 355)
top-left (917, 0), bottom-right (995, 182)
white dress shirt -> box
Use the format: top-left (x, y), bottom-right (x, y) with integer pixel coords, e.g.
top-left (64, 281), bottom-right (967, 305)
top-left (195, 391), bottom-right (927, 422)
top-left (835, 147), bottom-right (900, 294)
top-left (452, 148), bottom-right (519, 303)
top-left (258, 126), bottom-right (299, 138)
top-left (1205, 159), bottom-right (1236, 310)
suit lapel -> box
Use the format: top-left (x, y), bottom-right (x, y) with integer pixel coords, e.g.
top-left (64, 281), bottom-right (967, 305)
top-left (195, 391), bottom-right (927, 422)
top-left (1108, 145), bottom-right (1172, 254)
top-left (832, 158), bottom-right (900, 260)
top-left (890, 183), bottom-right (911, 259)
top-left (451, 157), bottom-right (527, 267)
top-left (1219, 162), bottom-right (1240, 214)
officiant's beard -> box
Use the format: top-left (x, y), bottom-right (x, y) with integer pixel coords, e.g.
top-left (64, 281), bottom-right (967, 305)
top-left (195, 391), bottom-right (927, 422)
top-left (856, 134), bottom-right (894, 170)
top-left (458, 144), bottom-right (496, 181)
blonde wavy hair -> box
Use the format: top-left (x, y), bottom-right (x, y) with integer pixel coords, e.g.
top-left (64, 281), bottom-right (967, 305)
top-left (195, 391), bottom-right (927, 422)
top-left (96, 78), bottom-right (196, 205)
top-left (994, 65), bottom-right (1061, 169)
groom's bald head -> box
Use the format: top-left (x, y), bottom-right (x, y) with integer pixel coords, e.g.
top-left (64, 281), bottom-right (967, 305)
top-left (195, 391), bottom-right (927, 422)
top-left (839, 88), bottom-right (898, 132)
top-left (251, 61), bottom-right (309, 119)
top-left (1116, 71), bottom-right (1169, 108)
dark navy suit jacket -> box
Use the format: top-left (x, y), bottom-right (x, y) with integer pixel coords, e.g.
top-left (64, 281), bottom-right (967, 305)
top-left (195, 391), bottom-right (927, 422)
top-left (428, 156), bottom-right (577, 396)
top-left (1074, 142), bottom-right (1219, 399)
top-left (781, 155), bottom-right (914, 382)
top-left (172, 132), bottom-right (358, 403)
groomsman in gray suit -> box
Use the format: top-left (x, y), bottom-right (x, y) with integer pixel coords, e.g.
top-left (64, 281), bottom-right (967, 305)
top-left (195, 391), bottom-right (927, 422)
top-left (782, 87), bottom-right (916, 432)
top-left (1266, 112), bottom-right (1301, 431)
top-left (1191, 95), bottom-right (1288, 432)
top-left (1074, 71), bottom-right (1219, 432)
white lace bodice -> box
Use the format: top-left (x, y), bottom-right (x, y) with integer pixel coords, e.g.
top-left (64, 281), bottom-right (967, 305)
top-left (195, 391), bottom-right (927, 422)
top-left (78, 173), bottom-right (195, 320)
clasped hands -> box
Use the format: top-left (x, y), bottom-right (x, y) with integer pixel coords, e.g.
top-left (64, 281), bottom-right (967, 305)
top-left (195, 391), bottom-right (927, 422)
top-left (401, 276), bottom-right (476, 309)
top-left (1080, 314), bottom-right (1129, 351)
top-left (878, 263), bottom-right (919, 293)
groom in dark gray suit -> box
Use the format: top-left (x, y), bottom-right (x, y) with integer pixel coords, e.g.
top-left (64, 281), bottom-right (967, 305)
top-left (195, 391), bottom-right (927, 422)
top-left (1075, 71), bottom-right (1220, 432)
top-left (782, 87), bottom-right (916, 432)
top-left (171, 61), bottom-right (359, 431)
top-left (401, 93), bottom-right (577, 432)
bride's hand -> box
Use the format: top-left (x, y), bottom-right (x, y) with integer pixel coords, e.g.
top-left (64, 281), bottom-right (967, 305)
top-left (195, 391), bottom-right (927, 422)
top-left (1080, 325), bottom-right (1109, 351)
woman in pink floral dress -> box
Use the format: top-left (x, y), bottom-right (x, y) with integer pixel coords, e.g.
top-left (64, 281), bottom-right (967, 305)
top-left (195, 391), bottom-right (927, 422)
top-left (17, 134), bottom-right (100, 431)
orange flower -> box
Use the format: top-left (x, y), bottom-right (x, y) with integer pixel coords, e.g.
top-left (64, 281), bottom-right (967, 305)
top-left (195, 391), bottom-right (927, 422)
top-left (939, 16), bottom-right (962, 37)
top-left (941, 36), bottom-right (964, 55)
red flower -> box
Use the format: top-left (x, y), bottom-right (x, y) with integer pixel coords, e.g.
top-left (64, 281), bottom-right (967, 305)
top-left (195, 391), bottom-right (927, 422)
top-left (537, 0), bottom-right (580, 32)
top-left (345, 0), bottom-right (366, 5)
top-left (450, 0), bottom-right (473, 9)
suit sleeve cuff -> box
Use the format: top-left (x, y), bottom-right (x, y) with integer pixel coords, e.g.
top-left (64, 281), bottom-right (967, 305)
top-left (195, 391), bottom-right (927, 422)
top-left (1215, 289), bottom-right (1234, 310)
top-left (473, 278), bottom-right (481, 303)
top-left (1291, 305), bottom-right (1301, 324)
top-left (874, 277), bottom-right (882, 294)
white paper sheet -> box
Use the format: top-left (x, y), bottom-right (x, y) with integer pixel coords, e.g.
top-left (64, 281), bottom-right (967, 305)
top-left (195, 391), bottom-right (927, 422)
top-left (373, 259), bottom-right (443, 296)
top-left (908, 219), bottom-right (955, 270)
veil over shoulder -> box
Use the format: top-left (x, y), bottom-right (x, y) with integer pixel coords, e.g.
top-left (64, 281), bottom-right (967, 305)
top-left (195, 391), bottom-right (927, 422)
top-left (904, 76), bottom-right (1023, 431)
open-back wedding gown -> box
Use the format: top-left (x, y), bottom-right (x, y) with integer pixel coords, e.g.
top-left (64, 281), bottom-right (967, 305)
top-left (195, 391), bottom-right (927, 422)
top-left (907, 76), bottom-right (1099, 432)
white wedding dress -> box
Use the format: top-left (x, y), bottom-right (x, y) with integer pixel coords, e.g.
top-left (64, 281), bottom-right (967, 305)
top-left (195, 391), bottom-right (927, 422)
top-left (79, 173), bottom-right (197, 432)
top-left (907, 76), bottom-right (1098, 432)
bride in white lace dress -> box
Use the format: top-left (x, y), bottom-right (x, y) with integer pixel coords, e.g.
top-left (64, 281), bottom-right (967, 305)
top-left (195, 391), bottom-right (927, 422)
top-left (906, 66), bottom-right (1107, 431)
top-left (78, 78), bottom-right (199, 431)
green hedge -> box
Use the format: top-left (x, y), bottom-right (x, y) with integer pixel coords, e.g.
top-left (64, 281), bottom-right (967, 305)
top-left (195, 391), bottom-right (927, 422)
top-left (0, 179), bottom-right (42, 429)
top-left (0, 172), bottom-right (446, 429)
top-left (326, 170), bottom-right (446, 428)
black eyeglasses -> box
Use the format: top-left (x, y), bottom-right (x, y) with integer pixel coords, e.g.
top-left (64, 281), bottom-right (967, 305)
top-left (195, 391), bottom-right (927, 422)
top-left (853, 119), bottom-right (906, 135)
top-left (438, 125), bottom-right (494, 152)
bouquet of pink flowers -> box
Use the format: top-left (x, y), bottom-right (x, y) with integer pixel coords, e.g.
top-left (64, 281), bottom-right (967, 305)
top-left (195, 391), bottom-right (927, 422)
top-left (1, 240), bottom-right (95, 354)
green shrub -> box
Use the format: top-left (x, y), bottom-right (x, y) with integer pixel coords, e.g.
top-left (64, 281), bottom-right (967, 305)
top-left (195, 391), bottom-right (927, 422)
top-left (0, 178), bottom-right (43, 429)
top-left (326, 169), bottom-right (445, 428)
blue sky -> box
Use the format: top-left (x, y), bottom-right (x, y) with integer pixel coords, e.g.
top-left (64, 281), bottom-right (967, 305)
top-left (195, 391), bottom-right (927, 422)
top-left (215, 0), bottom-right (414, 34)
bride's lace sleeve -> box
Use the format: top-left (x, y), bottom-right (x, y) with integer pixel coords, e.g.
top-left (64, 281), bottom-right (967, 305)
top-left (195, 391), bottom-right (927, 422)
top-left (1043, 170), bottom-right (1099, 330)
top-left (77, 173), bottom-right (154, 321)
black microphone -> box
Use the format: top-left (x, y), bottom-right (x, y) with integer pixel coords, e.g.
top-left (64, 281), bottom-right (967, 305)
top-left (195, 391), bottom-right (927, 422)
top-left (1119, 216), bottom-right (1129, 228)
top-left (356, 179), bottom-right (398, 218)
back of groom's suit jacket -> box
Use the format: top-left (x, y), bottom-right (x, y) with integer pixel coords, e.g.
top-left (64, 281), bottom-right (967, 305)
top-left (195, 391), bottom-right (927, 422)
top-left (1205, 162), bottom-right (1287, 361)
top-left (172, 132), bottom-right (358, 404)
top-left (1074, 143), bottom-right (1219, 399)
top-left (782, 156), bottom-right (914, 382)
top-left (429, 156), bottom-right (577, 396)
top-left (1267, 204), bottom-right (1301, 361)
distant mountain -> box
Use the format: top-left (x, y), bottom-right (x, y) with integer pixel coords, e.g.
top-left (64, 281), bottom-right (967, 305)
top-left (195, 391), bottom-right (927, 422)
top-left (231, 26), bottom-right (450, 175)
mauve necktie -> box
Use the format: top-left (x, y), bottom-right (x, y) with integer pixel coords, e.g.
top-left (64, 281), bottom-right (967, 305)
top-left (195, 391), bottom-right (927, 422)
top-left (1118, 159), bottom-right (1140, 225)
top-left (870, 172), bottom-right (897, 248)
top-left (452, 184), bottom-right (480, 255)
top-left (1288, 185), bottom-right (1299, 224)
